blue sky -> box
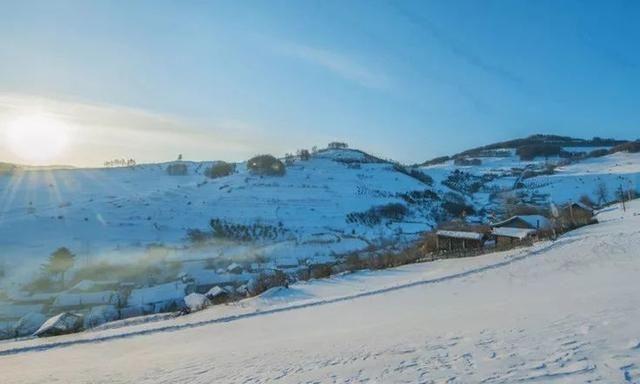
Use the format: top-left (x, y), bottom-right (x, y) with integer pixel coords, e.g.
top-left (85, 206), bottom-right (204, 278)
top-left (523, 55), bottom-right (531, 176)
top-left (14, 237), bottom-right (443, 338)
top-left (0, 0), bottom-right (639, 165)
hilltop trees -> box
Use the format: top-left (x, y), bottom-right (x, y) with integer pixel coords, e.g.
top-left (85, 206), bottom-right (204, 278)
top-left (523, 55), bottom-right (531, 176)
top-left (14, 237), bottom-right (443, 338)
top-left (104, 158), bottom-right (136, 168)
top-left (204, 161), bottom-right (235, 179)
top-left (328, 142), bottom-right (348, 149)
top-left (247, 155), bottom-right (286, 176)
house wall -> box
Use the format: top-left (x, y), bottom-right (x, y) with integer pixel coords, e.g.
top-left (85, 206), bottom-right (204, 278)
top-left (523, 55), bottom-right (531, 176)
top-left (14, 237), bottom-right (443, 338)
top-left (436, 236), bottom-right (483, 251)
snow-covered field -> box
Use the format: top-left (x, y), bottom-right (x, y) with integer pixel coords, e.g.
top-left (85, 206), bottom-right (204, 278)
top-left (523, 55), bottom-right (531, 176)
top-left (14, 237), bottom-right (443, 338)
top-left (1, 200), bottom-right (639, 383)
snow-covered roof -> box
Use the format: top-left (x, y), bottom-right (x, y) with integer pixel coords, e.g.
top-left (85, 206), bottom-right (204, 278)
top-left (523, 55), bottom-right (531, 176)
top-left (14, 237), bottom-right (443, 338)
top-left (492, 215), bottom-right (552, 230)
top-left (227, 263), bottom-right (242, 272)
top-left (436, 230), bottom-right (484, 240)
top-left (70, 280), bottom-right (118, 292)
top-left (53, 291), bottom-right (117, 308)
top-left (127, 282), bottom-right (188, 306)
top-left (565, 202), bottom-right (594, 212)
top-left (492, 227), bottom-right (536, 240)
top-left (0, 303), bottom-right (44, 319)
top-left (205, 286), bottom-right (226, 298)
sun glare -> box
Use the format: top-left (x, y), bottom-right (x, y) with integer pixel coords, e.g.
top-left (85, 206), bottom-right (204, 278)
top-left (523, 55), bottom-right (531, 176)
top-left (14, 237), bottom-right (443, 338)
top-left (6, 114), bottom-right (70, 163)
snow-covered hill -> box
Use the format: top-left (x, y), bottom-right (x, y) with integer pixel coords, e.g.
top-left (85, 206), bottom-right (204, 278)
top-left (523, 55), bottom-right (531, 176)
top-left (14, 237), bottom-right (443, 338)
top-left (1, 140), bottom-right (639, 336)
top-left (1, 198), bottom-right (639, 383)
top-left (0, 148), bottom-right (437, 283)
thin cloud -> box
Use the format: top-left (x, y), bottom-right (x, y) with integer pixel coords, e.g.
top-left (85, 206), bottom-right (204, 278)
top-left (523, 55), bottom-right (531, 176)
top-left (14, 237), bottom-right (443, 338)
top-left (390, 2), bottom-right (524, 86)
top-left (0, 93), bottom-right (279, 166)
top-left (273, 42), bottom-right (391, 90)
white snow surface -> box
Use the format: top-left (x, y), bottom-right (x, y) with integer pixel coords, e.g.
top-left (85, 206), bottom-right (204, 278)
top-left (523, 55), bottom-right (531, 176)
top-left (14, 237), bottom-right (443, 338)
top-left (0, 200), bottom-right (639, 383)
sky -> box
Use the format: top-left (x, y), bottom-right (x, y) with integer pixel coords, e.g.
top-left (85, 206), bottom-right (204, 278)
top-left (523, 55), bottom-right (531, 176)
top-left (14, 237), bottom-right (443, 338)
top-left (0, 0), bottom-right (639, 166)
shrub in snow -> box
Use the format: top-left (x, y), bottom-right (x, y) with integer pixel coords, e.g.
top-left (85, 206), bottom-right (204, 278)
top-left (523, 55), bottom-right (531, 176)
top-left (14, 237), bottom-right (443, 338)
top-left (346, 203), bottom-right (408, 226)
top-left (246, 154), bottom-right (285, 176)
top-left (184, 293), bottom-right (211, 312)
top-left (166, 163), bottom-right (188, 176)
top-left (186, 228), bottom-right (211, 243)
top-left (392, 164), bottom-right (434, 185)
top-left (13, 312), bottom-right (47, 337)
top-left (204, 162), bottom-right (235, 179)
top-left (204, 286), bottom-right (229, 304)
top-left (248, 270), bottom-right (289, 296)
top-left (83, 305), bottom-right (119, 329)
top-left (609, 140), bottom-right (640, 154)
top-left (34, 312), bottom-right (83, 337)
top-left (309, 264), bottom-right (332, 279)
top-left (209, 218), bottom-right (288, 241)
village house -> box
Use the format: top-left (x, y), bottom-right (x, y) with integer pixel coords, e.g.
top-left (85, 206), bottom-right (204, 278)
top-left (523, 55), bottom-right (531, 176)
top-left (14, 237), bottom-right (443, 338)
top-left (126, 281), bottom-right (190, 314)
top-left (51, 290), bottom-right (119, 312)
top-left (559, 202), bottom-right (595, 229)
top-left (492, 214), bottom-right (552, 231)
top-left (492, 227), bottom-right (537, 248)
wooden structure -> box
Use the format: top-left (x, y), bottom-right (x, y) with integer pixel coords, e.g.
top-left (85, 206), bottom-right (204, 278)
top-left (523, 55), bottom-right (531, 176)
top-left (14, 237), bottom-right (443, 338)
top-left (492, 215), bottom-right (552, 231)
top-left (559, 202), bottom-right (595, 228)
top-left (435, 230), bottom-right (486, 251)
top-left (492, 227), bottom-right (536, 248)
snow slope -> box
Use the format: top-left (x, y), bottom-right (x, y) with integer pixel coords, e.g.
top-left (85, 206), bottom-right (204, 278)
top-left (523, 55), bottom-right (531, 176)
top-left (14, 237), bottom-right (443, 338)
top-left (422, 148), bottom-right (640, 217)
top-left (1, 200), bottom-right (639, 383)
top-left (0, 149), bottom-right (435, 284)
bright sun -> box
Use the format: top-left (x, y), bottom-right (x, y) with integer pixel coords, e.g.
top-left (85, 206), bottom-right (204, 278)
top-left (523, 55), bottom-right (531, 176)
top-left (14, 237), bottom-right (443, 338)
top-left (6, 114), bottom-right (70, 163)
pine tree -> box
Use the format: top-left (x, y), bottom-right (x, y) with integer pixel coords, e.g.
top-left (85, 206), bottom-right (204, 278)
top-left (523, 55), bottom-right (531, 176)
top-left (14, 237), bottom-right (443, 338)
top-left (45, 247), bottom-right (75, 284)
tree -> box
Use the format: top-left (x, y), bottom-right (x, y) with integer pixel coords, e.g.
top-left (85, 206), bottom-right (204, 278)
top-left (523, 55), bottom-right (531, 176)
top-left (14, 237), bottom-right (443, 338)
top-left (328, 141), bottom-right (348, 149)
top-left (297, 149), bottom-right (311, 161)
top-left (45, 247), bottom-right (75, 284)
top-left (595, 182), bottom-right (608, 206)
top-left (246, 154), bottom-right (286, 176)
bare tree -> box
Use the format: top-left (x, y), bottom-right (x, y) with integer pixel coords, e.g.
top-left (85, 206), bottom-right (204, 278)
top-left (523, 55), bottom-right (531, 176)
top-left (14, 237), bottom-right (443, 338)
top-left (595, 182), bottom-right (608, 206)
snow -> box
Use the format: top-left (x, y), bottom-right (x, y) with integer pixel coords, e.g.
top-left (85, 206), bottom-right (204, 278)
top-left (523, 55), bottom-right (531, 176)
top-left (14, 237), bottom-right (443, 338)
top-left (32, 312), bottom-right (82, 337)
top-left (126, 282), bottom-right (187, 308)
top-left (435, 229), bottom-right (484, 240)
top-left (52, 291), bottom-right (117, 309)
top-left (0, 150), bottom-right (431, 290)
top-left (492, 214), bottom-right (552, 230)
top-left (183, 293), bottom-right (210, 312)
top-left (1, 200), bottom-right (639, 382)
top-left (491, 227), bottom-right (536, 239)
top-left (204, 286), bottom-right (225, 298)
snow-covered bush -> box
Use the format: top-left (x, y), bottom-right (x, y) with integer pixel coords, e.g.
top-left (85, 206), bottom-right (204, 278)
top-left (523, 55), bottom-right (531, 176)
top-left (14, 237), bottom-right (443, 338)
top-left (248, 270), bottom-right (289, 296)
top-left (184, 293), bottom-right (211, 312)
top-left (246, 155), bottom-right (285, 176)
top-left (204, 162), bottom-right (235, 179)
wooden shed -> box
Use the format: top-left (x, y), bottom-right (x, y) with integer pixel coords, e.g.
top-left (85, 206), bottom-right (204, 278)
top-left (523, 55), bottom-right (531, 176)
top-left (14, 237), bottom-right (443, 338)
top-left (492, 215), bottom-right (552, 231)
top-left (435, 230), bottom-right (486, 251)
top-left (492, 227), bottom-right (537, 248)
top-left (559, 202), bottom-right (595, 228)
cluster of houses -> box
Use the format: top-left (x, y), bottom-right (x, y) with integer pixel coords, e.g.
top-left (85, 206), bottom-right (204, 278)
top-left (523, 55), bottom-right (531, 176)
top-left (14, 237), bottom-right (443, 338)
top-left (434, 202), bottom-right (595, 253)
top-left (0, 254), bottom-right (339, 339)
